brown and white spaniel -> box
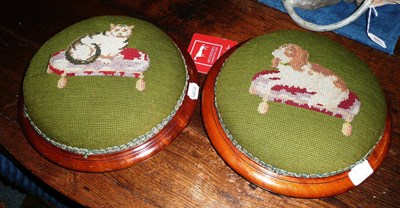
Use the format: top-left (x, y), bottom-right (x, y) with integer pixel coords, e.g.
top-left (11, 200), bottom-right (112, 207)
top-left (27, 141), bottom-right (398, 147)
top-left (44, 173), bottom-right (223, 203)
top-left (268, 44), bottom-right (350, 109)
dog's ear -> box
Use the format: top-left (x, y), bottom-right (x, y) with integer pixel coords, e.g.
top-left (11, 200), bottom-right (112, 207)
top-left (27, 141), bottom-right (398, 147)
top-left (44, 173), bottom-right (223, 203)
top-left (272, 57), bottom-right (280, 68)
top-left (289, 45), bottom-right (309, 71)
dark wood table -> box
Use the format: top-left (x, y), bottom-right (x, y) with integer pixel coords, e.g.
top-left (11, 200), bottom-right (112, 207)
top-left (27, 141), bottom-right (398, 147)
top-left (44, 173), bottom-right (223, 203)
top-left (1, 0), bottom-right (399, 207)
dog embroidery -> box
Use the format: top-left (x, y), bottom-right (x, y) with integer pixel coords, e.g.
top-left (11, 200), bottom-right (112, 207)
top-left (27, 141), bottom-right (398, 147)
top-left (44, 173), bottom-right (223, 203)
top-left (249, 44), bottom-right (361, 136)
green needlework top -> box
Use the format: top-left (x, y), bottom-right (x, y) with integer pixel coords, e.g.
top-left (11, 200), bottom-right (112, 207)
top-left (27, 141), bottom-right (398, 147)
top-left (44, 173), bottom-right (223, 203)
top-left (23, 16), bottom-right (187, 151)
top-left (215, 30), bottom-right (387, 176)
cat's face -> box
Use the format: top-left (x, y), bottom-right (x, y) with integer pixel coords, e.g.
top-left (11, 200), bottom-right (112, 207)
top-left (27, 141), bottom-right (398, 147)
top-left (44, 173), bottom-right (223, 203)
top-left (109, 24), bottom-right (134, 38)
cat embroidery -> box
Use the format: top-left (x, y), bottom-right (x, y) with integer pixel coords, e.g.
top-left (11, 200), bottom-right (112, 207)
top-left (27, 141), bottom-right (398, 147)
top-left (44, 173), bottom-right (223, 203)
top-left (249, 44), bottom-right (361, 136)
top-left (66, 24), bottom-right (134, 64)
top-left (47, 23), bottom-right (150, 91)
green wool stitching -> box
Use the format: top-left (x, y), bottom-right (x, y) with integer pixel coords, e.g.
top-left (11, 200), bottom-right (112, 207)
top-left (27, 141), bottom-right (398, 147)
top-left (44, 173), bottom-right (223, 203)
top-left (24, 44), bottom-right (189, 158)
top-left (214, 65), bottom-right (385, 178)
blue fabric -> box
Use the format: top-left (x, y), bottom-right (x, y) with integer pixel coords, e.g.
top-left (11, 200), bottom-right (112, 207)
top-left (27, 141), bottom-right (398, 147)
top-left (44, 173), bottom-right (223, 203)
top-left (259, 0), bottom-right (400, 55)
top-left (0, 152), bottom-right (68, 208)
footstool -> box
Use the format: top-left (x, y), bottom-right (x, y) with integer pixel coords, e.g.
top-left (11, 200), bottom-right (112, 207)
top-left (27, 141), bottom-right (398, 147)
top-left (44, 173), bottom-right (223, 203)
top-left (19, 16), bottom-right (199, 172)
top-left (202, 30), bottom-right (390, 198)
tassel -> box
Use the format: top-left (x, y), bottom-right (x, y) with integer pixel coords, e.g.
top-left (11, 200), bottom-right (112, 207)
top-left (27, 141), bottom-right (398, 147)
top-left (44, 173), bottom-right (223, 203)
top-left (258, 101), bottom-right (269, 114)
top-left (57, 76), bottom-right (67, 89)
top-left (249, 85), bottom-right (256, 94)
top-left (136, 78), bottom-right (145, 91)
top-left (46, 66), bottom-right (53, 74)
top-left (342, 121), bottom-right (352, 136)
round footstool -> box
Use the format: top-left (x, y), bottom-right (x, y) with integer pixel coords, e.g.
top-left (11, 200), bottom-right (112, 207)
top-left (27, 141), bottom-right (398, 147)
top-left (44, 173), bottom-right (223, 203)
top-left (19, 16), bottom-right (199, 172)
top-left (202, 30), bottom-right (390, 198)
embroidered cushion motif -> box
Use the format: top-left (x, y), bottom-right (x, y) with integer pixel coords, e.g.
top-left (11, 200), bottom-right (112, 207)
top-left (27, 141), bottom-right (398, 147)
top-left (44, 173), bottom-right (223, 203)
top-left (22, 16), bottom-right (188, 155)
top-left (214, 31), bottom-right (386, 176)
top-left (249, 44), bottom-right (361, 136)
top-left (47, 24), bottom-right (149, 91)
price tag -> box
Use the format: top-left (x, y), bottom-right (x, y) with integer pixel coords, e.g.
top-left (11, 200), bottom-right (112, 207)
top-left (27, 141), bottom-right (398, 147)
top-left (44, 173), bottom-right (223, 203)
top-left (368, 33), bottom-right (387, 49)
top-left (187, 82), bottom-right (199, 100)
top-left (366, 3), bottom-right (387, 49)
top-left (188, 33), bottom-right (237, 74)
top-left (349, 160), bottom-right (373, 186)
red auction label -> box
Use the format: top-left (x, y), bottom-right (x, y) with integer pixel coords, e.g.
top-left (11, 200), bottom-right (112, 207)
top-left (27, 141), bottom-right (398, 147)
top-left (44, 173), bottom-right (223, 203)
top-left (188, 33), bottom-right (238, 74)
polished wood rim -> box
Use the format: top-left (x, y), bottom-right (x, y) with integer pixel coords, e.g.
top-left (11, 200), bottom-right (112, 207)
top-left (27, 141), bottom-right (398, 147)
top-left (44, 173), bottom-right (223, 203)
top-left (201, 45), bottom-right (391, 198)
top-left (18, 42), bottom-right (199, 173)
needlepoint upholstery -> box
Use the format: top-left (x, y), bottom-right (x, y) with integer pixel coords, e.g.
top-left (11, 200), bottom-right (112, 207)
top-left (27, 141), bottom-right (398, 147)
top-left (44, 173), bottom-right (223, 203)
top-left (214, 30), bottom-right (387, 177)
top-left (22, 16), bottom-right (189, 157)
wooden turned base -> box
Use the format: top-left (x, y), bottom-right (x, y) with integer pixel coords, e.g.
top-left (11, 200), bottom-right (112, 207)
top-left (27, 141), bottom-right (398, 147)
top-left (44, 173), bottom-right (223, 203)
top-left (18, 43), bottom-right (198, 173)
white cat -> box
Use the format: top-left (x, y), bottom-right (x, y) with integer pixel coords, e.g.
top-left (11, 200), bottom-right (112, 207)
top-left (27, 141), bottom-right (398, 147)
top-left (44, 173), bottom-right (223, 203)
top-left (65, 24), bottom-right (134, 65)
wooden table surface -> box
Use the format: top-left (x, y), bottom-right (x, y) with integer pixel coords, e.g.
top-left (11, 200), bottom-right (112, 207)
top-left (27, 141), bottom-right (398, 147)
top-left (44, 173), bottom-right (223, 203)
top-left (1, 0), bottom-right (399, 207)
